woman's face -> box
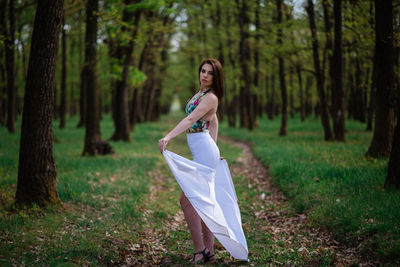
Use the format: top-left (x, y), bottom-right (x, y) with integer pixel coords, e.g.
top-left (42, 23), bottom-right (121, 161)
top-left (199, 63), bottom-right (213, 89)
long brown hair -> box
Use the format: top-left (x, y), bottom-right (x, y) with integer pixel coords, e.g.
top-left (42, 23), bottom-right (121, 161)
top-left (198, 58), bottom-right (224, 101)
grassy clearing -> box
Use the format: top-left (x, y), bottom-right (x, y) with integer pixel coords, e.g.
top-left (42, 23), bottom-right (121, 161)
top-left (1, 112), bottom-right (398, 265)
top-left (219, 115), bottom-right (400, 263)
top-left (0, 115), bottom-right (166, 266)
top-left (142, 113), bottom-right (333, 265)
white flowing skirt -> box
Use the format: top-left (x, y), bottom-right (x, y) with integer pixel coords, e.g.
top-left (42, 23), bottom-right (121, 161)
top-left (162, 132), bottom-right (248, 261)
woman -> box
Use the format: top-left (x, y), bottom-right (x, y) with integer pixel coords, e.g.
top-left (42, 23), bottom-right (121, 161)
top-left (158, 58), bottom-right (248, 263)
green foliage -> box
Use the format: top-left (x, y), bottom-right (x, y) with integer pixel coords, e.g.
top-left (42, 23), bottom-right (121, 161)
top-left (129, 66), bottom-right (147, 86)
top-left (220, 116), bottom-right (400, 263)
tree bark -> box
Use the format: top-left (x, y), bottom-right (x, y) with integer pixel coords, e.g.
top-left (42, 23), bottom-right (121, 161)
top-left (1, 0), bottom-right (16, 133)
top-left (69, 36), bottom-right (77, 116)
top-left (332, 0), bottom-right (345, 141)
top-left (366, 50), bottom-right (376, 131)
top-left (366, 0), bottom-right (395, 158)
top-left (253, 0), bottom-right (260, 90)
top-left (111, 0), bottom-right (141, 141)
top-left (227, 95), bottom-right (238, 127)
top-left (15, 0), bottom-right (64, 206)
top-left (77, 67), bottom-right (86, 127)
top-left (306, 0), bottom-right (334, 141)
top-left (289, 68), bottom-right (294, 118)
top-left (0, 0), bottom-right (5, 125)
top-left (237, 0), bottom-right (255, 130)
top-left (82, 0), bottom-right (113, 156)
top-left (297, 65), bottom-right (305, 121)
top-left (213, 0), bottom-right (224, 66)
top-left (385, 94), bottom-right (400, 189)
top-left (322, 0), bottom-right (334, 118)
top-left (305, 75), bottom-right (313, 116)
top-left (277, 0), bottom-right (287, 136)
top-left (267, 72), bottom-right (275, 120)
top-left (59, 10), bottom-right (67, 129)
top-left (0, 23), bottom-right (5, 125)
top-left (77, 19), bottom-right (86, 128)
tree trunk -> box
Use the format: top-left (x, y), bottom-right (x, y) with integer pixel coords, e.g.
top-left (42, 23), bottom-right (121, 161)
top-left (366, 0), bottom-right (395, 158)
top-left (215, 0), bottom-right (224, 66)
top-left (111, 0), bottom-right (141, 141)
top-left (237, 0), bottom-right (255, 130)
top-left (306, 0), bottom-right (334, 141)
top-left (111, 0), bottom-right (141, 142)
top-left (322, 0), bottom-right (334, 118)
top-left (267, 72), bottom-right (275, 120)
top-left (82, 0), bottom-right (113, 156)
top-left (69, 37), bottom-right (77, 116)
top-left (77, 23), bottom-right (86, 128)
top-left (277, 0), bottom-right (287, 136)
top-left (366, 50), bottom-right (376, 131)
top-left (2, 0), bottom-right (16, 133)
top-left (289, 68), bottom-right (294, 118)
top-left (0, 28), bottom-right (5, 125)
top-left (297, 65), bottom-right (305, 121)
top-left (253, 0), bottom-right (260, 91)
top-left (332, 0), bottom-right (345, 141)
top-left (227, 95), bottom-right (238, 127)
top-left (15, 0), bottom-right (64, 206)
top-left (77, 67), bottom-right (86, 127)
top-left (129, 87), bottom-right (140, 129)
top-left (347, 68), bottom-right (355, 119)
top-left (385, 94), bottom-right (400, 189)
top-left (59, 10), bottom-right (67, 129)
top-left (305, 75), bottom-right (313, 116)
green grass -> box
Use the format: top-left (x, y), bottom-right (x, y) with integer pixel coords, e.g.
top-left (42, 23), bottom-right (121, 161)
top-left (219, 115), bottom-right (400, 263)
top-left (0, 115), bottom-right (166, 266)
top-left (1, 112), bottom-right (399, 265)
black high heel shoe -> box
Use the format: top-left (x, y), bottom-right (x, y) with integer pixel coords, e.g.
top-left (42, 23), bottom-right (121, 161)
top-left (192, 248), bottom-right (207, 263)
top-left (192, 247), bottom-right (216, 263)
top-left (203, 248), bottom-right (215, 263)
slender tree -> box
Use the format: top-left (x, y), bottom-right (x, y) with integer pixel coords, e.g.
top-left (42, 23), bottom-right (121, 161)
top-left (385, 91), bottom-right (400, 189)
top-left (77, 9), bottom-right (86, 128)
top-left (306, 0), bottom-right (334, 141)
top-left (0, 7), bottom-right (5, 125)
top-left (267, 72), bottom-right (276, 120)
top-left (82, 0), bottom-right (113, 155)
top-left (277, 0), bottom-right (287, 136)
top-left (59, 10), bottom-right (67, 128)
top-left (110, 0), bottom-right (141, 141)
top-left (332, 0), bottom-right (345, 141)
top-left (322, 0), bottom-right (334, 116)
top-left (15, 0), bottom-right (64, 206)
top-left (366, 51), bottom-right (376, 131)
top-left (296, 64), bottom-right (305, 121)
top-left (366, 0), bottom-right (395, 158)
top-left (1, 0), bottom-right (16, 133)
top-left (366, 1), bottom-right (376, 131)
top-left (237, 0), bottom-right (255, 130)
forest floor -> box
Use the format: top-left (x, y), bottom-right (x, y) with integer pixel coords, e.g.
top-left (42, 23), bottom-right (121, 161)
top-left (0, 113), bottom-right (396, 266)
top-left (130, 134), bottom-right (378, 266)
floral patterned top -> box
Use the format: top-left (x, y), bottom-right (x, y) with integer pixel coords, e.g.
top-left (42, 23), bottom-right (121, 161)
top-left (185, 89), bottom-right (212, 133)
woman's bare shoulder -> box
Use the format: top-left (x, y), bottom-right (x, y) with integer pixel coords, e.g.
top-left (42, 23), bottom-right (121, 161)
top-left (205, 92), bottom-right (218, 103)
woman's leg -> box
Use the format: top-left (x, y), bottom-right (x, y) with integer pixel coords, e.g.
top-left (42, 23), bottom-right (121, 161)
top-left (180, 192), bottom-right (205, 253)
top-left (201, 221), bottom-right (214, 254)
top-left (201, 221), bottom-right (215, 261)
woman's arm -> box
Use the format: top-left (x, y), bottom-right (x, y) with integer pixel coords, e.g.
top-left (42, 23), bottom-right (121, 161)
top-left (208, 113), bottom-right (218, 143)
top-left (158, 94), bottom-right (218, 152)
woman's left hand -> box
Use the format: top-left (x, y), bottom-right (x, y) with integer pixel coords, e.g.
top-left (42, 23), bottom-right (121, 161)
top-left (158, 137), bottom-right (170, 153)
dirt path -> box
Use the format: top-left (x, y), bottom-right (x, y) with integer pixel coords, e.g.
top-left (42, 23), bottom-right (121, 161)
top-left (220, 136), bottom-right (377, 266)
top-left (132, 136), bottom-right (376, 266)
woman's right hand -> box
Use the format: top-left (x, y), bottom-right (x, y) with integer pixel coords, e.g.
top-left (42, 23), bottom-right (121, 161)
top-left (158, 136), bottom-right (170, 153)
